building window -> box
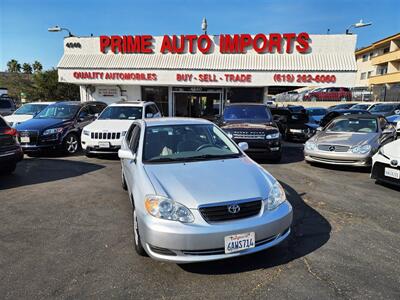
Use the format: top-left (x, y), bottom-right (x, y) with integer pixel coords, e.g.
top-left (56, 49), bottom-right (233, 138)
top-left (383, 47), bottom-right (390, 54)
top-left (141, 86), bottom-right (169, 116)
top-left (369, 52), bottom-right (374, 59)
top-left (367, 71), bottom-right (373, 78)
top-left (360, 72), bottom-right (366, 80)
top-left (362, 54), bottom-right (368, 62)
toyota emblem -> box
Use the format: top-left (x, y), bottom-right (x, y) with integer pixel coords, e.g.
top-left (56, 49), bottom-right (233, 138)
top-left (390, 160), bottom-right (398, 167)
top-left (328, 146), bottom-right (336, 152)
top-left (227, 204), bottom-right (241, 214)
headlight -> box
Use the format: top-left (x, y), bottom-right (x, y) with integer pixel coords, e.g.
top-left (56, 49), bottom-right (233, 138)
top-left (266, 182), bottom-right (286, 210)
top-left (144, 195), bottom-right (194, 223)
top-left (305, 141), bottom-right (317, 151)
top-left (83, 130), bottom-right (90, 136)
top-left (266, 132), bottom-right (280, 139)
top-left (351, 144), bottom-right (371, 154)
top-left (43, 128), bottom-right (63, 135)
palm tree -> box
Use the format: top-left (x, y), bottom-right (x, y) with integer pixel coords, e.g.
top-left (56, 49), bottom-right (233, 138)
top-left (32, 61), bottom-right (43, 73)
top-left (7, 59), bottom-right (21, 72)
top-left (22, 63), bottom-right (33, 74)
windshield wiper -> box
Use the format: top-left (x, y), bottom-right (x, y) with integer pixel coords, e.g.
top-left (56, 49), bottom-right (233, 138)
top-left (146, 157), bottom-right (184, 163)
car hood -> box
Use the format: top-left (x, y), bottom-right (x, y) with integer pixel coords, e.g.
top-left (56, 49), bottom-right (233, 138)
top-left (309, 115), bottom-right (324, 123)
top-left (313, 131), bottom-right (378, 147)
top-left (143, 157), bottom-right (275, 209)
top-left (4, 114), bottom-right (33, 125)
top-left (15, 118), bottom-right (72, 131)
top-left (386, 115), bottom-right (400, 123)
top-left (221, 122), bottom-right (278, 132)
top-left (84, 119), bottom-right (135, 132)
top-left (382, 140), bottom-right (400, 158)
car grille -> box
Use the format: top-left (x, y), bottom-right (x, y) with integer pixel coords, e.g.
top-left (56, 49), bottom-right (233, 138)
top-left (317, 144), bottom-right (350, 152)
top-left (309, 156), bottom-right (358, 164)
top-left (91, 132), bottom-right (121, 140)
top-left (18, 130), bottom-right (39, 145)
top-left (372, 162), bottom-right (400, 186)
top-left (232, 131), bottom-right (265, 140)
top-left (199, 199), bottom-right (262, 223)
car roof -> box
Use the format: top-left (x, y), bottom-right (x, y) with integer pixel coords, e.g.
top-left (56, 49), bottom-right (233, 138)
top-left (51, 101), bottom-right (105, 106)
top-left (335, 114), bottom-right (378, 120)
top-left (142, 117), bottom-right (212, 127)
top-left (109, 101), bottom-right (154, 107)
top-left (306, 107), bottom-right (326, 110)
top-left (225, 102), bottom-right (266, 107)
top-left (330, 109), bottom-right (369, 114)
top-left (26, 102), bottom-right (55, 105)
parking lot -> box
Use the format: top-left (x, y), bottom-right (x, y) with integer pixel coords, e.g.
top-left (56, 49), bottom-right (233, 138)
top-left (1, 143), bottom-right (399, 299)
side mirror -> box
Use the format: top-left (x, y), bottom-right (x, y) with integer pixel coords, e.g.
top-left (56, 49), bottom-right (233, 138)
top-left (394, 109), bottom-right (400, 115)
top-left (118, 149), bottom-right (136, 161)
top-left (316, 127), bottom-right (323, 131)
top-left (146, 113), bottom-right (154, 118)
top-left (94, 113), bottom-right (99, 118)
top-left (238, 142), bottom-right (249, 152)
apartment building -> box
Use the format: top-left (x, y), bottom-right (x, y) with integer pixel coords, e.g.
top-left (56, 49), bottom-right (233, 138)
top-left (355, 33), bottom-right (400, 101)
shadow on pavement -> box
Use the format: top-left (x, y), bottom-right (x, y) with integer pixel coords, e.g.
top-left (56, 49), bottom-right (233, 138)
top-left (307, 161), bottom-right (371, 173)
top-left (179, 182), bottom-right (331, 274)
top-left (250, 142), bottom-right (305, 165)
top-left (0, 158), bottom-right (104, 190)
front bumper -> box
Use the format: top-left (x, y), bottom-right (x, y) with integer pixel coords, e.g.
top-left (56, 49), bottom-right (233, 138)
top-left (371, 159), bottom-right (400, 187)
top-left (304, 149), bottom-right (372, 166)
top-left (232, 138), bottom-right (282, 156)
top-left (139, 201), bottom-right (293, 263)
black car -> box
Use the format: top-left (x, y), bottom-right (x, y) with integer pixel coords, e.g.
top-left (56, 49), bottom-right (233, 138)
top-left (327, 103), bottom-right (356, 111)
top-left (0, 116), bottom-right (23, 174)
top-left (285, 108), bottom-right (319, 142)
top-left (319, 109), bottom-right (370, 128)
top-left (219, 103), bottom-right (282, 161)
top-left (15, 101), bottom-right (107, 155)
top-left (368, 103), bottom-right (400, 117)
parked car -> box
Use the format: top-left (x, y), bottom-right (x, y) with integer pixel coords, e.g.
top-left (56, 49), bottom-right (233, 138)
top-left (4, 102), bottom-right (55, 127)
top-left (285, 109), bottom-right (318, 142)
top-left (15, 101), bottom-right (107, 155)
top-left (218, 103), bottom-right (282, 160)
top-left (287, 105), bottom-right (305, 113)
top-left (81, 101), bottom-right (161, 157)
top-left (0, 96), bottom-right (16, 116)
top-left (304, 114), bottom-right (396, 167)
top-left (319, 109), bottom-right (370, 128)
top-left (118, 117), bottom-right (293, 262)
top-left (0, 116), bottom-right (23, 174)
top-left (371, 139), bottom-right (400, 187)
top-left (368, 102), bottom-right (400, 117)
top-left (327, 103), bottom-right (357, 111)
top-left (350, 103), bottom-right (375, 110)
top-left (386, 114), bottom-right (400, 138)
top-left (304, 87), bottom-right (352, 102)
top-left (306, 107), bottom-right (327, 125)
top-left (270, 106), bottom-right (291, 139)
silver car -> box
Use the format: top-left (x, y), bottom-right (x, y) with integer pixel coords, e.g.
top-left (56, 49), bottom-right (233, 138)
top-left (304, 114), bottom-right (396, 167)
top-left (118, 118), bottom-right (293, 263)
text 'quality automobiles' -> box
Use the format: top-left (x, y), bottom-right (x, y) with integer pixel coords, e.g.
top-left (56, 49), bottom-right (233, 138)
top-left (304, 114), bottom-right (396, 167)
top-left (118, 118), bottom-right (292, 263)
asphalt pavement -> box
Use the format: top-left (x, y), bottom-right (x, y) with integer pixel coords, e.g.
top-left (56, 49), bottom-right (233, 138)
top-left (0, 143), bottom-right (399, 299)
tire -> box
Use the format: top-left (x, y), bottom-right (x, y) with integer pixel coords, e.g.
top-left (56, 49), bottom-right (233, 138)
top-left (121, 171), bottom-right (127, 190)
top-left (132, 205), bottom-right (147, 256)
top-left (63, 133), bottom-right (79, 155)
top-left (340, 96), bottom-right (347, 101)
top-left (311, 96), bottom-right (318, 102)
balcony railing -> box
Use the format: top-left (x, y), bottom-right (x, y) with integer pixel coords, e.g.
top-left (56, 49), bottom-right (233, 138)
top-left (371, 49), bottom-right (400, 65)
top-left (368, 72), bottom-right (400, 85)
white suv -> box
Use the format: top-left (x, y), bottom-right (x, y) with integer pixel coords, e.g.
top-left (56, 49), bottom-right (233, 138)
top-left (81, 101), bottom-right (161, 156)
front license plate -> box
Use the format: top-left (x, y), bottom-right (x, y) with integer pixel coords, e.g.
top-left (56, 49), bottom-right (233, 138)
top-left (98, 141), bottom-right (110, 148)
top-left (290, 129), bottom-right (302, 133)
top-left (384, 167), bottom-right (400, 179)
top-left (20, 136), bottom-right (30, 143)
top-left (224, 232), bottom-right (255, 254)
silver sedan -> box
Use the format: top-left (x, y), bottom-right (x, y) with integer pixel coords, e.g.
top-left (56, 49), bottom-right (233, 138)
top-left (304, 114), bottom-right (396, 167)
top-left (118, 118), bottom-right (293, 263)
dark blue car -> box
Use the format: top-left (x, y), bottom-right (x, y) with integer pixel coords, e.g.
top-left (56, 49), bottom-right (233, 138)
top-left (16, 101), bottom-right (107, 155)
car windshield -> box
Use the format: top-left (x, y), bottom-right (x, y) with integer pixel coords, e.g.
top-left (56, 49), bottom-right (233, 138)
top-left (98, 106), bottom-right (142, 120)
top-left (14, 104), bottom-right (48, 115)
top-left (288, 106), bottom-right (304, 113)
top-left (369, 104), bottom-right (396, 113)
top-left (36, 104), bottom-right (80, 119)
top-left (143, 124), bottom-right (241, 163)
top-left (223, 105), bottom-right (272, 122)
top-left (351, 104), bottom-right (369, 110)
top-left (307, 108), bottom-right (326, 116)
top-left (326, 118), bottom-right (378, 133)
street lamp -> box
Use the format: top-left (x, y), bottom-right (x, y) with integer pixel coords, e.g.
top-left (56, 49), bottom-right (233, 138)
top-left (346, 19), bottom-right (372, 34)
top-left (201, 17), bottom-right (208, 35)
top-left (48, 26), bottom-right (74, 37)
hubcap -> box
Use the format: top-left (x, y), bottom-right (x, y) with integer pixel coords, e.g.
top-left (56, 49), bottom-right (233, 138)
top-left (66, 136), bottom-right (78, 153)
top-left (133, 209), bottom-right (139, 246)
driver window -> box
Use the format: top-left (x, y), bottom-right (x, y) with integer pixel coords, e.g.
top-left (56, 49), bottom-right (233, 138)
top-left (78, 107), bottom-right (89, 119)
top-left (129, 126), bottom-right (141, 153)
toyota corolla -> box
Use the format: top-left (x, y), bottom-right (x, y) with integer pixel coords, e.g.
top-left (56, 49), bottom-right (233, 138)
top-left (118, 118), bottom-right (293, 263)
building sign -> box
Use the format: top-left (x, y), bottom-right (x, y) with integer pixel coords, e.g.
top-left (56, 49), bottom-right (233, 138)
top-left (97, 87), bottom-right (119, 97)
top-left (99, 33), bottom-right (311, 55)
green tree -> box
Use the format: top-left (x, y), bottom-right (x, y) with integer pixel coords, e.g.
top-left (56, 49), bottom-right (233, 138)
top-left (7, 59), bottom-right (21, 73)
top-left (32, 61), bottom-right (43, 73)
top-left (22, 63), bottom-right (33, 74)
top-left (29, 69), bottom-right (79, 101)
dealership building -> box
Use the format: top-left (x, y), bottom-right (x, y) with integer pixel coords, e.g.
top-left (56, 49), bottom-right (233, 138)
top-left (57, 33), bottom-right (357, 117)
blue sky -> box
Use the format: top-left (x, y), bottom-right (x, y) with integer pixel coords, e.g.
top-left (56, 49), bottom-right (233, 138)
top-left (1, 0), bottom-right (399, 70)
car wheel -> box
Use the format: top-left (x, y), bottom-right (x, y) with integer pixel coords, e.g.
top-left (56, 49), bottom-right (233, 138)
top-left (340, 96), bottom-right (347, 101)
top-left (121, 170), bottom-right (127, 190)
top-left (132, 205), bottom-right (147, 256)
top-left (63, 133), bottom-right (79, 155)
top-left (311, 96), bottom-right (318, 102)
